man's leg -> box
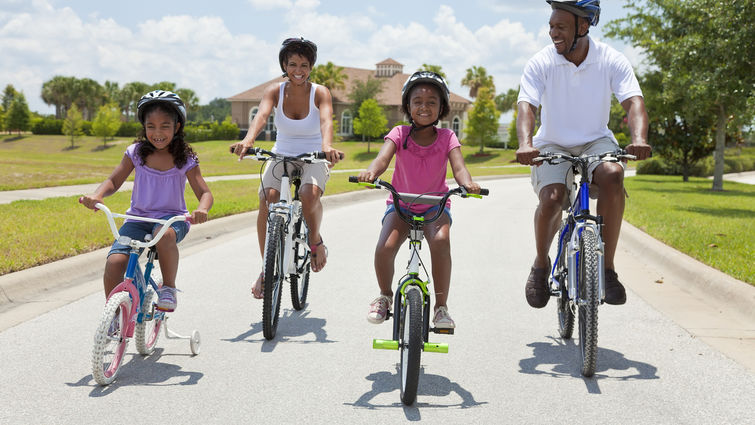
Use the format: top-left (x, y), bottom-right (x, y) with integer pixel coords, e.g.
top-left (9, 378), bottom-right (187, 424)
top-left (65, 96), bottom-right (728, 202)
top-left (593, 161), bottom-right (627, 305)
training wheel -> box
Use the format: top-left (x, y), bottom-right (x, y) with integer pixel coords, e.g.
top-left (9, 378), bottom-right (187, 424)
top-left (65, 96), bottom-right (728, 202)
top-left (190, 330), bottom-right (201, 355)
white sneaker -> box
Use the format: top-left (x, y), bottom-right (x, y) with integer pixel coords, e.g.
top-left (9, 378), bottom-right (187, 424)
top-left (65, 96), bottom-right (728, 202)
top-left (433, 306), bottom-right (456, 329)
top-left (367, 295), bottom-right (392, 324)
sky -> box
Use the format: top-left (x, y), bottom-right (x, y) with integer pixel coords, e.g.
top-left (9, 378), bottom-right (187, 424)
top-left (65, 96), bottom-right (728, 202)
top-left (1, 0), bottom-right (645, 115)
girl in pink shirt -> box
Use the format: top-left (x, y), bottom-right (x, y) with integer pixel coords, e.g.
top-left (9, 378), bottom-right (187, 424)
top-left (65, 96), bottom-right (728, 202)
top-left (357, 71), bottom-right (481, 329)
top-left (81, 90), bottom-right (214, 312)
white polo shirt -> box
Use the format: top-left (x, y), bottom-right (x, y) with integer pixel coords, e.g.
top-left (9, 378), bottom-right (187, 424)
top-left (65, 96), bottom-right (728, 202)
top-left (518, 36), bottom-right (643, 148)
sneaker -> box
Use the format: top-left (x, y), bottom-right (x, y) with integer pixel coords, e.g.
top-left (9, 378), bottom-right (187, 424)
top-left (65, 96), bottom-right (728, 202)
top-left (432, 306), bottom-right (456, 329)
top-left (604, 269), bottom-right (627, 305)
top-left (156, 287), bottom-right (177, 312)
top-left (367, 295), bottom-right (392, 324)
top-left (525, 262), bottom-right (550, 308)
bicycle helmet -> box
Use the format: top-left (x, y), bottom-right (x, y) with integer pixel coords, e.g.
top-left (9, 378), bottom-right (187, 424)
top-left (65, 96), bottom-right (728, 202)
top-left (136, 90), bottom-right (187, 125)
top-left (278, 37), bottom-right (318, 75)
top-left (401, 71), bottom-right (451, 122)
top-left (547, 0), bottom-right (600, 26)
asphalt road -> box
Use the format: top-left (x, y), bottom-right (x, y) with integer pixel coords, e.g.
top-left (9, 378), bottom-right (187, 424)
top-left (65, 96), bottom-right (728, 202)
top-left (1, 177), bottom-right (753, 424)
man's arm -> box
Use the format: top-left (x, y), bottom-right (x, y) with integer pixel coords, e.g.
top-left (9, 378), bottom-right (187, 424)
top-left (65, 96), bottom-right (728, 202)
top-left (515, 101), bottom-right (540, 165)
top-left (621, 95), bottom-right (652, 160)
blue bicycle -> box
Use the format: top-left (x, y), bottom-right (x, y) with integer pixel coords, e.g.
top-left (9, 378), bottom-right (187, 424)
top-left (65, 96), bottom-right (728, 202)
top-left (534, 149), bottom-right (635, 377)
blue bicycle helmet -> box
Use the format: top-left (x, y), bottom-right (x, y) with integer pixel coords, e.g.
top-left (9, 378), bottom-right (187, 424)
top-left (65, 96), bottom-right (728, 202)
top-left (137, 90), bottom-right (186, 125)
top-left (547, 0), bottom-right (600, 26)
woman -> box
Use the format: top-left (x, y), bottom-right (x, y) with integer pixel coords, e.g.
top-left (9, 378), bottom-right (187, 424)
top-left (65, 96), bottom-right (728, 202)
top-left (231, 37), bottom-right (343, 298)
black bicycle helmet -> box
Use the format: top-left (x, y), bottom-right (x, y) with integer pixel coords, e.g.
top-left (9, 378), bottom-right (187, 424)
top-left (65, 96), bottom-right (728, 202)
top-left (278, 37), bottom-right (318, 75)
top-left (136, 90), bottom-right (187, 125)
top-left (401, 71), bottom-right (451, 122)
top-left (547, 0), bottom-right (601, 52)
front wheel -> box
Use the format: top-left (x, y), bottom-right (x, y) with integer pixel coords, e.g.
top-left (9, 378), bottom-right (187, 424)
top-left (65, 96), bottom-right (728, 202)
top-left (92, 291), bottom-right (131, 385)
top-left (290, 216), bottom-right (310, 310)
top-left (578, 228), bottom-right (600, 377)
top-left (262, 215), bottom-right (285, 340)
top-left (135, 289), bottom-right (162, 355)
top-left (556, 226), bottom-right (575, 339)
top-left (399, 287), bottom-right (423, 406)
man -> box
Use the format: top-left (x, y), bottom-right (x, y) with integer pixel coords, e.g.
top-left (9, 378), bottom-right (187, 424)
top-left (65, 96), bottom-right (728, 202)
top-left (515, 0), bottom-right (652, 308)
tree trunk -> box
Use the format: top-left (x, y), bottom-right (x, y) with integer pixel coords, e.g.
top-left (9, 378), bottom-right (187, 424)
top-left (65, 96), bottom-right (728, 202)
top-left (478, 138), bottom-right (483, 154)
top-left (711, 104), bottom-right (726, 191)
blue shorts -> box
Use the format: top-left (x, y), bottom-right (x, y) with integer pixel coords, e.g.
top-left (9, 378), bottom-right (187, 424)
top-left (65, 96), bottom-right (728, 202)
top-left (383, 204), bottom-right (452, 226)
top-left (107, 216), bottom-right (189, 257)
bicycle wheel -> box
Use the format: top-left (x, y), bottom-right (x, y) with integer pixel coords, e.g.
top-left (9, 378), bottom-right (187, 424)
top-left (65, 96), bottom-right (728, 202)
top-left (556, 226), bottom-right (575, 339)
top-left (92, 291), bottom-right (131, 385)
top-left (262, 215), bottom-right (285, 340)
top-left (399, 287), bottom-right (423, 405)
top-left (290, 216), bottom-right (310, 310)
top-left (577, 228), bottom-right (600, 377)
top-left (135, 289), bottom-right (162, 355)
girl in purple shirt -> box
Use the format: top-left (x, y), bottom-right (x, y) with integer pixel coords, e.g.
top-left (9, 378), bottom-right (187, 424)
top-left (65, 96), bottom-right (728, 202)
top-left (81, 90), bottom-right (214, 312)
top-left (357, 72), bottom-right (481, 329)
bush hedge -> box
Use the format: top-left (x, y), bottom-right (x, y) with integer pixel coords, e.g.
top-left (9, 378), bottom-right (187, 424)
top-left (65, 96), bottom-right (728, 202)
top-left (636, 148), bottom-right (755, 176)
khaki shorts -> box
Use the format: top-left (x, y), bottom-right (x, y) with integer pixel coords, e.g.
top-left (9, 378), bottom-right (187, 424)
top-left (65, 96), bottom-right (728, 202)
top-left (258, 159), bottom-right (330, 196)
top-left (531, 137), bottom-right (625, 195)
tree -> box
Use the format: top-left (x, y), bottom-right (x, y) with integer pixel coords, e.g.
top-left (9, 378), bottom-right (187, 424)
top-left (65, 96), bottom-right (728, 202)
top-left (41, 76), bottom-right (76, 119)
top-left (73, 78), bottom-right (105, 120)
top-left (2, 84), bottom-right (19, 111)
top-left (0, 105), bottom-right (4, 133)
top-left (92, 103), bottom-right (121, 146)
top-left (353, 98), bottom-right (388, 153)
top-left (465, 86), bottom-right (500, 153)
top-left (62, 104), bottom-right (84, 148)
top-left (605, 0), bottom-right (755, 190)
top-left (347, 77), bottom-right (384, 115)
top-left (121, 81), bottom-right (151, 121)
top-left (5, 93), bottom-right (31, 134)
top-left (417, 64), bottom-right (447, 80)
top-left (495, 87), bottom-right (519, 114)
top-left (461, 66), bottom-right (494, 98)
top-left (310, 61), bottom-right (347, 91)
top-left (175, 88), bottom-right (199, 119)
top-left (197, 98), bottom-right (231, 123)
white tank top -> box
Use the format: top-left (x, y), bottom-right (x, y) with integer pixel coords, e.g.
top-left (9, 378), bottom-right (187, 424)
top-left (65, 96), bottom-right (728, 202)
top-left (272, 82), bottom-right (322, 156)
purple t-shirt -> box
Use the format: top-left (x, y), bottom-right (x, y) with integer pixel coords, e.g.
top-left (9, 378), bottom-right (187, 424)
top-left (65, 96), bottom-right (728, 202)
top-left (125, 143), bottom-right (197, 221)
top-left (386, 126), bottom-right (461, 213)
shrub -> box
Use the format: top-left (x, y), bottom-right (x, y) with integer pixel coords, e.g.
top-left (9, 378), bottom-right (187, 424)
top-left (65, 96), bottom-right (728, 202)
top-left (31, 117), bottom-right (63, 135)
top-left (116, 121), bottom-right (142, 138)
top-left (80, 121), bottom-right (93, 136)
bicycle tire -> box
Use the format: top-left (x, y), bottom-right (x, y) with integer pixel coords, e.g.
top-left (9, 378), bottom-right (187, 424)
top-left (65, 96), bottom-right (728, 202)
top-left (399, 287), bottom-right (423, 405)
top-left (135, 289), bottom-right (162, 355)
top-left (556, 225), bottom-right (575, 339)
top-left (92, 291), bottom-right (131, 385)
top-left (262, 215), bottom-right (285, 340)
top-left (578, 228), bottom-right (600, 377)
top-left (290, 216), bottom-right (310, 310)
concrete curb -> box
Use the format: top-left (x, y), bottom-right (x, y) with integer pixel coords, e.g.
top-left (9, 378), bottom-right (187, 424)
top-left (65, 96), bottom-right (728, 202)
top-left (620, 221), bottom-right (755, 321)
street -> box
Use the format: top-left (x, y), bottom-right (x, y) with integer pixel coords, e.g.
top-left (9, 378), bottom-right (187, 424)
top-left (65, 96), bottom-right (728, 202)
top-left (1, 177), bottom-right (753, 424)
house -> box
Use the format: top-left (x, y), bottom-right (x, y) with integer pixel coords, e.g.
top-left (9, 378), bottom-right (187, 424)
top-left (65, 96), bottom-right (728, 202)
top-left (227, 59), bottom-right (472, 141)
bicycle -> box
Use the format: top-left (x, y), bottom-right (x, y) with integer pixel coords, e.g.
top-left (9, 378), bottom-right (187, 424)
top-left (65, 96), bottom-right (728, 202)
top-left (234, 146), bottom-right (333, 340)
top-left (533, 149), bottom-right (636, 377)
top-left (349, 176), bottom-right (488, 405)
top-left (89, 202), bottom-right (200, 386)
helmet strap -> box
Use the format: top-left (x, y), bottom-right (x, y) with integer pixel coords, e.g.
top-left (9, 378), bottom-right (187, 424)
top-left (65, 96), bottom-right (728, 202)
top-left (569, 15), bottom-right (589, 52)
top-left (403, 121), bottom-right (437, 149)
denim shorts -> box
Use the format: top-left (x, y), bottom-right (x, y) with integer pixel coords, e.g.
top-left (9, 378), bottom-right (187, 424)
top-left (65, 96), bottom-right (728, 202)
top-left (383, 204), bottom-right (453, 226)
top-left (107, 216), bottom-right (189, 257)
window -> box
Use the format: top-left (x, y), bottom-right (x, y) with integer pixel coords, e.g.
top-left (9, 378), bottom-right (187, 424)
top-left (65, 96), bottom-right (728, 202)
top-left (452, 116), bottom-right (461, 138)
top-left (266, 112), bottom-right (276, 132)
top-left (248, 107), bottom-right (259, 126)
top-left (341, 110), bottom-right (353, 135)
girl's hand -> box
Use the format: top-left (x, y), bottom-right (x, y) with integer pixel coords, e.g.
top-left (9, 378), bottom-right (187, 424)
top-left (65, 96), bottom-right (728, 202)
top-left (79, 195), bottom-right (102, 210)
top-left (464, 181), bottom-right (481, 195)
top-left (191, 209), bottom-right (209, 224)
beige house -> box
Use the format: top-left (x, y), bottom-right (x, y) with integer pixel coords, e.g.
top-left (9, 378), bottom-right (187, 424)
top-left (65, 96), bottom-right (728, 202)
top-left (228, 58), bottom-right (472, 141)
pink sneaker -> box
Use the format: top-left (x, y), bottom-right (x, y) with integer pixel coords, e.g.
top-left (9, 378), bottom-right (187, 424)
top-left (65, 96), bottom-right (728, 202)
top-left (367, 295), bottom-right (392, 324)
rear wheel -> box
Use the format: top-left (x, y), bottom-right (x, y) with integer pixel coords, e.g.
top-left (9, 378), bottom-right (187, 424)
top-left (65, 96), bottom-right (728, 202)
top-left (556, 225), bottom-right (574, 339)
top-left (399, 287), bottom-right (423, 406)
top-left (290, 216), bottom-right (310, 310)
top-left (135, 289), bottom-right (162, 355)
top-left (262, 215), bottom-right (285, 340)
top-left (578, 228), bottom-right (599, 377)
top-left (92, 291), bottom-right (131, 385)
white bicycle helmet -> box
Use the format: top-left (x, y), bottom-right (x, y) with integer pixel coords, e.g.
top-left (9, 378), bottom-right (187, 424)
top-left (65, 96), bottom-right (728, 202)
top-left (401, 71), bottom-right (451, 121)
top-left (136, 90), bottom-right (187, 125)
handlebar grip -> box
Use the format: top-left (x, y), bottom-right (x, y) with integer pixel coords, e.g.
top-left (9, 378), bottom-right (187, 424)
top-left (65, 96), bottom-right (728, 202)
top-left (480, 188), bottom-right (489, 196)
top-left (230, 146), bottom-right (257, 155)
top-left (316, 152), bottom-right (345, 160)
top-left (348, 176), bottom-right (358, 183)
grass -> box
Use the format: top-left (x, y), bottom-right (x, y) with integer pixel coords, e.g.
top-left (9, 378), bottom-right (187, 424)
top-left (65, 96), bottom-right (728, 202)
top-left (624, 175), bottom-right (754, 284)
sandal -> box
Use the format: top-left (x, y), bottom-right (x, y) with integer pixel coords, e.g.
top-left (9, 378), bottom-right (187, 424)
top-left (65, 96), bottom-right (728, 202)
top-left (310, 238), bottom-right (328, 272)
top-left (251, 272), bottom-right (264, 299)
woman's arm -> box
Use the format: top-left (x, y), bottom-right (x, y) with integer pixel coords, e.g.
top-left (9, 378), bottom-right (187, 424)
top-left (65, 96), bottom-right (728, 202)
top-left (231, 83), bottom-right (279, 158)
top-left (315, 85), bottom-right (343, 164)
top-left (186, 165), bottom-right (214, 224)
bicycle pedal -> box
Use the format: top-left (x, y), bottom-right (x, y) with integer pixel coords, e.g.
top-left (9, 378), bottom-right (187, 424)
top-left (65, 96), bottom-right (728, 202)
top-left (431, 327), bottom-right (454, 335)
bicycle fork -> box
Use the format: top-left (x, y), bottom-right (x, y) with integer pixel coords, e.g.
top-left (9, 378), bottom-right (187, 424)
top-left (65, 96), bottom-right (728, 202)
top-left (566, 223), bottom-right (606, 304)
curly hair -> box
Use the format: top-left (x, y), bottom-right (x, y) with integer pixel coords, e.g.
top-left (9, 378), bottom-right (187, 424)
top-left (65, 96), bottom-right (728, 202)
top-left (133, 102), bottom-right (197, 169)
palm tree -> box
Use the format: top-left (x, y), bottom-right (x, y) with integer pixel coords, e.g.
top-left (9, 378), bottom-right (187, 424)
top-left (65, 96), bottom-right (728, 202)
top-left (41, 76), bottom-right (76, 119)
top-left (73, 78), bottom-right (105, 120)
top-left (461, 66), bottom-right (495, 98)
top-left (120, 81), bottom-right (151, 121)
top-left (495, 86), bottom-right (519, 114)
top-left (310, 61), bottom-right (347, 91)
top-left (417, 64), bottom-right (447, 80)
top-left (175, 88), bottom-right (199, 120)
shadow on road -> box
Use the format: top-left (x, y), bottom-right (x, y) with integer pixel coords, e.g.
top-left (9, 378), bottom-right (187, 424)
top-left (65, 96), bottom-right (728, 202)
top-left (65, 348), bottom-right (203, 396)
top-left (345, 365), bottom-right (487, 420)
top-left (519, 336), bottom-right (659, 393)
top-left (222, 308), bottom-right (336, 351)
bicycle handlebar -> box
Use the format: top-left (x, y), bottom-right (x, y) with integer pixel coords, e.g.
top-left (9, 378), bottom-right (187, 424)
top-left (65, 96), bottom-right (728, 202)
top-left (231, 146), bottom-right (343, 162)
top-left (348, 176), bottom-right (488, 226)
top-left (91, 202), bottom-right (189, 249)
top-left (533, 149), bottom-right (636, 165)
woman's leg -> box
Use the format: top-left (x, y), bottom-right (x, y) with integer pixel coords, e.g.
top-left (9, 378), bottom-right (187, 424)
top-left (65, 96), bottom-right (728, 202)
top-left (299, 183), bottom-right (326, 272)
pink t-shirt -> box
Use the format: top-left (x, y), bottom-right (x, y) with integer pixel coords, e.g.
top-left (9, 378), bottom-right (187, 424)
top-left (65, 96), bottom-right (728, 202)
top-left (386, 125), bottom-right (461, 213)
top-left (125, 143), bottom-right (197, 221)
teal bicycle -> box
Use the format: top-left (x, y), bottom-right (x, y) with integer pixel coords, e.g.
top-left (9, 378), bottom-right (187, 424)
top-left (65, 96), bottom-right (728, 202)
top-left (350, 177), bottom-right (488, 405)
